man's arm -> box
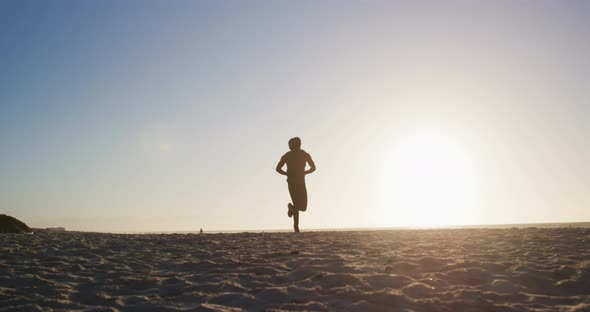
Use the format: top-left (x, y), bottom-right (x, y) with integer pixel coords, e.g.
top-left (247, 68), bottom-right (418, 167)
top-left (305, 154), bottom-right (316, 174)
top-left (276, 156), bottom-right (287, 175)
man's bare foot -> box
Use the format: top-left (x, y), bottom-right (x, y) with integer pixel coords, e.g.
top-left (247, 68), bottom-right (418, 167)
top-left (288, 203), bottom-right (293, 218)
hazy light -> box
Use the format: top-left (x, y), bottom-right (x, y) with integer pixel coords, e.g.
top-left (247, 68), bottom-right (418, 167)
top-left (377, 131), bottom-right (482, 227)
top-left (1, 1), bottom-right (589, 231)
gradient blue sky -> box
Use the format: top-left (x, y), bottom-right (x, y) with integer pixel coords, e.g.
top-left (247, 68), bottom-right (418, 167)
top-left (1, 1), bottom-right (589, 232)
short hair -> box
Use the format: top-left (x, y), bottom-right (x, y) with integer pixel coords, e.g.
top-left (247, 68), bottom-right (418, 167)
top-left (288, 137), bottom-right (301, 150)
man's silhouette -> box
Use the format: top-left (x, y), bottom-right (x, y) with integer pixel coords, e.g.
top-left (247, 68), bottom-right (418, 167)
top-left (276, 137), bottom-right (316, 233)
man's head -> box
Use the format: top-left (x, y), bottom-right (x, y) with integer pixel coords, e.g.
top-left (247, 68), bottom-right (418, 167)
top-left (288, 137), bottom-right (301, 151)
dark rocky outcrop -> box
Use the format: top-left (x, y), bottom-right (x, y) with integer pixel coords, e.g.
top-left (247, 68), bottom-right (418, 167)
top-left (0, 214), bottom-right (32, 233)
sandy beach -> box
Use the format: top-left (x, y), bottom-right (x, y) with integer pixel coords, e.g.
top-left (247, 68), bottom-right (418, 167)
top-left (1, 227), bottom-right (589, 311)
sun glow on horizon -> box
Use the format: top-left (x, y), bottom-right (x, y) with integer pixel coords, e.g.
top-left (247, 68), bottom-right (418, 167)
top-left (377, 131), bottom-right (483, 227)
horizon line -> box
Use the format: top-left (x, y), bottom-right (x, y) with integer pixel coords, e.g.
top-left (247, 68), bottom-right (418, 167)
top-left (35, 220), bottom-right (590, 235)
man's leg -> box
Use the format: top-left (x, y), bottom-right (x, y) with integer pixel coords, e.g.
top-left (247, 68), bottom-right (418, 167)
top-left (298, 183), bottom-right (307, 212)
top-left (289, 182), bottom-right (306, 232)
top-left (289, 182), bottom-right (308, 211)
top-left (293, 210), bottom-right (300, 232)
top-left (288, 183), bottom-right (296, 219)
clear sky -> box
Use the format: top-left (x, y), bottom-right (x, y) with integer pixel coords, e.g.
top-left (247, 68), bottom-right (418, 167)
top-left (1, 1), bottom-right (589, 232)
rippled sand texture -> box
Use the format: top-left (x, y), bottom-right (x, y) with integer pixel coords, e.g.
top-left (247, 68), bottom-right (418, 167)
top-left (1, 228), bottom-right (590, 311)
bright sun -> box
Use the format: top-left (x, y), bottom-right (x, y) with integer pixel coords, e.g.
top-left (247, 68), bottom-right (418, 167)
top-left (377, 132), bottom-right (482, 227)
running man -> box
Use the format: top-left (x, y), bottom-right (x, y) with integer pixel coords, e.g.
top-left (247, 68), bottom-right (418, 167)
top-left (276, 137), bottom-right (316, 232)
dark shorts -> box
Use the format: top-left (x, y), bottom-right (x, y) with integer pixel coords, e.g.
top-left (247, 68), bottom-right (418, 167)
top-left (288, 182), bottom-right (307, 212)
